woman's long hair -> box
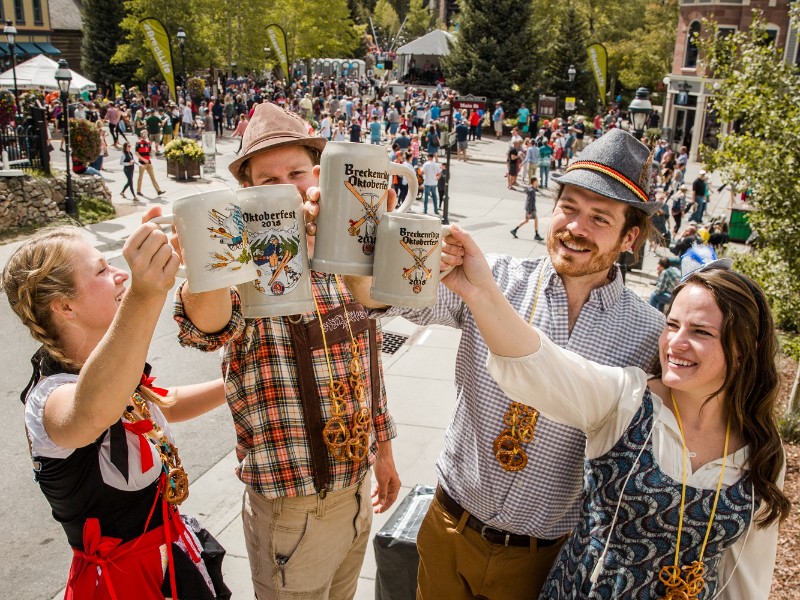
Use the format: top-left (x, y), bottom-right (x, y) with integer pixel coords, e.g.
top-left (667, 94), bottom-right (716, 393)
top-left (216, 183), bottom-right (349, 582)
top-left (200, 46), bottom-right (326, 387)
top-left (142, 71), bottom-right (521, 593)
top-left (671, 269), bottom-right (791, 527)
top-left (2, 226), bottom-right (172, 408)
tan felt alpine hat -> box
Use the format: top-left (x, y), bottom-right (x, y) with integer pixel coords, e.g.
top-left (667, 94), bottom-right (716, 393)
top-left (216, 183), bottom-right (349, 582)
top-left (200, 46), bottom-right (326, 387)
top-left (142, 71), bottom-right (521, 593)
top-left (228, 102), bottom-right (326, 180)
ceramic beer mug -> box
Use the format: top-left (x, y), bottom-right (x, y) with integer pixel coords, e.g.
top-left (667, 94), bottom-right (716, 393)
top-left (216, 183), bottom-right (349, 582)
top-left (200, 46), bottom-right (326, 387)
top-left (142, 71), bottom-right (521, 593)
top-left (235, 185), bottom-right (314, 318)
top-left (371, 213), bottom-right (452, 308)
top-left (312, 141), bottom-right (419, 276)
top-left (152, 188), bottom-right (259, 293)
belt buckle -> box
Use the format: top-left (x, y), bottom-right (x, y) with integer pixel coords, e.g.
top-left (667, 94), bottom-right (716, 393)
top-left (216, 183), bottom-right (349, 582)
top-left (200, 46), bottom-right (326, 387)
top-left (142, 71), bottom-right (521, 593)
top-left (480, 524), bottom-right (511, 547)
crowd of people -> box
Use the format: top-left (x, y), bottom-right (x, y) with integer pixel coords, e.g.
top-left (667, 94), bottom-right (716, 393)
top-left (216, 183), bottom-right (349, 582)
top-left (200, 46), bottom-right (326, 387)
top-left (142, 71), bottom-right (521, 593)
top-left (3, 69), bottom-right (790, 599)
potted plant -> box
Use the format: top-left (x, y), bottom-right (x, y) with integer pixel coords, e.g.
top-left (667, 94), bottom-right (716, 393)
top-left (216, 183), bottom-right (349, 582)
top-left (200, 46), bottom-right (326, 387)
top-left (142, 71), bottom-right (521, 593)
top-left (164, 137), bottom-right (205, 180)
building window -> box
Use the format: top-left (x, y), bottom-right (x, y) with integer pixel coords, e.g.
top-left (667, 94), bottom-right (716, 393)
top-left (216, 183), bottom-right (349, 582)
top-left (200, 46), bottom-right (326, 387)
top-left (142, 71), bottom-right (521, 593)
top-left (718, 27), bottom-right (736, 39)
top-left (765, 28), bottom-right (779, 46)
top-left (685, 21), bottom-right (701, 68)
top-left (33, 0), bottom-right (43, 24)
top-left (14, 0), bottom-right (24, 23)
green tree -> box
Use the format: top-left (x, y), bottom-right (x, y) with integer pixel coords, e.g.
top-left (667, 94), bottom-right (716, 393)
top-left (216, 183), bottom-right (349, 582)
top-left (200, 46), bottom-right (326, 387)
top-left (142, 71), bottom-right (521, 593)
top-left (81, 0), bottom-right (137, 88)
top-left (373, 0), bottom-right (401, 49)
top-left (443, 0), bottom-right (535, 106)
top-left (404, 0), bottom-right (432, 40)
top-left (612, 1), bottom-right (679, 92)
top-left (532, 0), bottom-right (678, 106)
top-left (698, 8), bottom-right (800, 337)
top-left (538, 6), bottom-right (592, 114)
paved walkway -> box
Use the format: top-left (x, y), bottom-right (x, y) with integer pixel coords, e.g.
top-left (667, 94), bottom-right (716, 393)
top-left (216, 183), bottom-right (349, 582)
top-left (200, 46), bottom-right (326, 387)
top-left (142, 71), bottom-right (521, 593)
top-left (24, 129), bottom-right (739, 599)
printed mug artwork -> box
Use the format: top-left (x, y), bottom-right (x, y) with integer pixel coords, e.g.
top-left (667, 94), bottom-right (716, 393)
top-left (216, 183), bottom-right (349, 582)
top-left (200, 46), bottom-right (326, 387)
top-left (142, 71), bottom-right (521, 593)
top-left (206, 205), bottom-right (252, 271)
top-left (401, 239), bottom-right (437, 294)
top-left (346, 181), bottom-right (388, 256)
top-left (248, 220), bottom-right (303, 296)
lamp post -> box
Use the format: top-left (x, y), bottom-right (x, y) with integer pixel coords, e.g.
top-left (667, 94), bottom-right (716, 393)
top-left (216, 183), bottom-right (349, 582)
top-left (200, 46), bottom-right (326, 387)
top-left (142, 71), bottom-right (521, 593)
top-left (567, 64), bottom-right (576, 117)
top-left (176, 27), bottom-right (187, 102)
top-left (54, 60), bottom-right (76, 217)
top-left (627, 87), bottom-right (653, 140)
top-left (4, 20), bottom-right (19, 120)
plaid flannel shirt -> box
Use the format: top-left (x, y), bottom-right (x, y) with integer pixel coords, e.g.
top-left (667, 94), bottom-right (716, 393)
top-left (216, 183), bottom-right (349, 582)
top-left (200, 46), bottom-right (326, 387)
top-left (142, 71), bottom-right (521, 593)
top-left (174, 272), bottom-right (396, 499)
top-left (653, 266), bottom-right (681, 296)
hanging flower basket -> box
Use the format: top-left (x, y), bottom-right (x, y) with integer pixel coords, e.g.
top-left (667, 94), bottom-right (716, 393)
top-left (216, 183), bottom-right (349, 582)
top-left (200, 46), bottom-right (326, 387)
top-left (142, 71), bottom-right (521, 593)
top-left (187, 77), bottom-right (206, 102)
top-left (0, 90), bottom-right (16, 128)
top-left (19, 90), bottom-right (44, 121)
top-left (70, 118), bottom-right (101, 164)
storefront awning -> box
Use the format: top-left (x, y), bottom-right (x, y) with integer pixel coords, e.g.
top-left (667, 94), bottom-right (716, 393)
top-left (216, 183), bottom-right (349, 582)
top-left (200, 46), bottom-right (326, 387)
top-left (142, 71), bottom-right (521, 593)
top-left (16, 42), bottom-right (43, 55)
top-left (0, 43), bottom-right (26, 57)
top-left (34, 42), bottom-right (61, 55)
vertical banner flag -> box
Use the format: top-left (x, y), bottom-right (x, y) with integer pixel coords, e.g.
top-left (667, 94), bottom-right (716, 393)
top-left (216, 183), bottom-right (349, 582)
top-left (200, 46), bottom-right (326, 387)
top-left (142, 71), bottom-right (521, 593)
top-left (140, 18), bottom-right (176, 101)
top-left (586, 43), bottom-right (607, 104)
top-left (266, 24), bottom-right (289, 82)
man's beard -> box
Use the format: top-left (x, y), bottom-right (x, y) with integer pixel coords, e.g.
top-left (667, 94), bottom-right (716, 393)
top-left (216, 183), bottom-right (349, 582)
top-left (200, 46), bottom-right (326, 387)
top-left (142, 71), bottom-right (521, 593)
top-left (547, 230), bottom-right (623, 278)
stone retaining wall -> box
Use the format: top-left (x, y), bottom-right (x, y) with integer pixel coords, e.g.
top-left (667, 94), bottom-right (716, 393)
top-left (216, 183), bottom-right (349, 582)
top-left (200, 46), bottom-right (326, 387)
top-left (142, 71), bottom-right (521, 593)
top-left (0, 174), bottom-right (112, 231)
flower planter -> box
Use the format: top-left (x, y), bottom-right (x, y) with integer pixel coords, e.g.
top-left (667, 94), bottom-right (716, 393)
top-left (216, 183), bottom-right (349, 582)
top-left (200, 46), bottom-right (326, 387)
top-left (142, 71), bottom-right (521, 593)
top-left (167, 158), bottom-right (201, 180)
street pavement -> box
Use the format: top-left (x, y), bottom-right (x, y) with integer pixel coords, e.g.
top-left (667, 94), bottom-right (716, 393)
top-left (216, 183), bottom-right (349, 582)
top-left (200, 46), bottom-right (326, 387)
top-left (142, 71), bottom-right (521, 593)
top-left (1, 128), bottom-right (734, 599)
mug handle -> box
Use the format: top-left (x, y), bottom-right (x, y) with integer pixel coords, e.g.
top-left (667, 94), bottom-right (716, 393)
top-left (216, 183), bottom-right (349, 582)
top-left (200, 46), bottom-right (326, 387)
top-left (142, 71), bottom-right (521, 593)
top-left (440, 224), bottom-right (456, 280)
top-left (151, 215), bottom-right (188, 279)
top-left (390, 162), bottom-right (418, 213)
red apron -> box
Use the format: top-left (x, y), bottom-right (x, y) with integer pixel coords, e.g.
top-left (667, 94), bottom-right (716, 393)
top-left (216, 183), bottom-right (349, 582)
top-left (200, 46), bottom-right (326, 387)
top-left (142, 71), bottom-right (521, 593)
top-left (64, 476), bottom-right (201, 600)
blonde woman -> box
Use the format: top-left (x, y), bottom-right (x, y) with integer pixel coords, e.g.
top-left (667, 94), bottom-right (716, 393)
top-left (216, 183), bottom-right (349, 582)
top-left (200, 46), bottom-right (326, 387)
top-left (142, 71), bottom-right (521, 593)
top-left (2, 214), bottom-right (231, 599)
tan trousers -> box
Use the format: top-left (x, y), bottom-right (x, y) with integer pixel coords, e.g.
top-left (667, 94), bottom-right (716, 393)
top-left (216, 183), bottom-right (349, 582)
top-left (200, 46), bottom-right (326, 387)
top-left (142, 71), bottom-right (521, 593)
top-left (242, 474), bottom-right (373, 600)
top-left (416, 492), bottom-right (566, 600)
top-left (137, 162), bottom-right (163, 194)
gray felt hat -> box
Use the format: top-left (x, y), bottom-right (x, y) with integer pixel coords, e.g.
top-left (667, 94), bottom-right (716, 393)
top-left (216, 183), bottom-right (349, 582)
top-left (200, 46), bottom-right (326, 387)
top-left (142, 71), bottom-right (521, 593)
top-left (553, 128), bottom-right (659, 215)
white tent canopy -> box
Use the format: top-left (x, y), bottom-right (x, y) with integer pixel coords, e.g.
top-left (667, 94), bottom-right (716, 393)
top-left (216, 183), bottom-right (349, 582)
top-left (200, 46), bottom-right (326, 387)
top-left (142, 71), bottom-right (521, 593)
top-left (396, 29), bottom-right (453, 57)
top-left (0, 55), bottom-right (97, 95)
top-left (395, 30), bottom-right (453, 81)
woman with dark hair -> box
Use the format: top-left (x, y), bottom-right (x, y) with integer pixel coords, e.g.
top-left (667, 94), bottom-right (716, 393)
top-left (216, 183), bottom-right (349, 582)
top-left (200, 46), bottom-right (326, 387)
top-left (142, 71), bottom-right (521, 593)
top-left (120, 141), bottom-right (136, 199)
top-left (2, 217), bottom-right (231, 599)
top-left (439, 228), bottom-right (790, 599)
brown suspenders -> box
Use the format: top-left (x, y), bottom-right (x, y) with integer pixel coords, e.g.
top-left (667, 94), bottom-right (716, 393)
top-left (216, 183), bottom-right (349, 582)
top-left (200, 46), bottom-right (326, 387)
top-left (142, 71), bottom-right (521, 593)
top-left (287, 304), bottom-right (381, 496)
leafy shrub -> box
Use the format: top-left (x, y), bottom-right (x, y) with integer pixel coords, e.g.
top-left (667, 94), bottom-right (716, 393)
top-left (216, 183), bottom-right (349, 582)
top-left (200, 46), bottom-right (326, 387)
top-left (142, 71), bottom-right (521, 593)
top-left (76, 194), bottom-right (115, 224)
top-left (779, 411), bottom-right (800, 444)
top-left (730, 248), bottom-right (800, 333)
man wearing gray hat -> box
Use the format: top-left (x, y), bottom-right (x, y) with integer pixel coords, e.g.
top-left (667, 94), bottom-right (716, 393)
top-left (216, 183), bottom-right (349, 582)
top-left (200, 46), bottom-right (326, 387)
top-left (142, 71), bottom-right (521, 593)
top-left (339, 128), bottom-right (666, 598)
top-left (169, 102), bottom-right (400, 600)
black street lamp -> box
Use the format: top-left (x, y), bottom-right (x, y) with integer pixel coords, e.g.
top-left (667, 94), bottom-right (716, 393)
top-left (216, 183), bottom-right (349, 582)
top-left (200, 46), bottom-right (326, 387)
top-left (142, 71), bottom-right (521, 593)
top-left (54, 59), bottom-right (76, 218)
top-left (567, 64), bottom-right (576, 116)
top-left (628, 87), bottom-right (653, 140)
top-left (176, 27), bottom-right (187, 102)
top-left (4, 20), bottom-right (19, 120)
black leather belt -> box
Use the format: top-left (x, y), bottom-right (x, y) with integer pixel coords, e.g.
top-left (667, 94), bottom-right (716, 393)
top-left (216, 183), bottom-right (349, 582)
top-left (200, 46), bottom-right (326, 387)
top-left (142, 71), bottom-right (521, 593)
top-left (435, 485), bottom-right (562, 548)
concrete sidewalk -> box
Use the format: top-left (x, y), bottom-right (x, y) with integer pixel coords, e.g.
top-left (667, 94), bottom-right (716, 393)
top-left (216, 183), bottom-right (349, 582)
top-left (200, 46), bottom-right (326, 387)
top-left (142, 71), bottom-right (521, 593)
top-left (36, 130), bottom-right (736, 599)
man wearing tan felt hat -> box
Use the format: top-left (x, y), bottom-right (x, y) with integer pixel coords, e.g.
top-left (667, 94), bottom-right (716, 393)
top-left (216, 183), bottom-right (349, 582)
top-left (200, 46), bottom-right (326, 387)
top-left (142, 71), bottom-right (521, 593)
top-left (173, 102), bottom-right (400, 599)
top-left (336, 128), bottom-right (665, 598)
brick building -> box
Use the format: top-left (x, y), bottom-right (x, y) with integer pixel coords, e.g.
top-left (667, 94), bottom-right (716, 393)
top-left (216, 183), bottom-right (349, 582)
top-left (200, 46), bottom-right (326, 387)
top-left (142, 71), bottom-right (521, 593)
top-left (663, 0), bottom-right (799, 160)
top-left (0, 0), bottom-right (61, 70)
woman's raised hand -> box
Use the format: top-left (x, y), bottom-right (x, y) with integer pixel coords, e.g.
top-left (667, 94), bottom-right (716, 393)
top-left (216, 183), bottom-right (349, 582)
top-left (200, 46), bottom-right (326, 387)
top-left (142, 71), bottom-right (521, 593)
top-left (122, 220), bottom-right (180, 297)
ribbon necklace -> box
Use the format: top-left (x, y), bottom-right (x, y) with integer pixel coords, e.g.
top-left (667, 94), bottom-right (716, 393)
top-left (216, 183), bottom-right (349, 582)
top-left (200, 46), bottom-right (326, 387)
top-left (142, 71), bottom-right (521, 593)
top-left (492, 267), bottom-right (546, 472)
top-left (123, 387), bottom-right (189, 505)
top-left (318, 275), bottom-right (372, 463)
top-left (658, 392), bottom-right (730, 600)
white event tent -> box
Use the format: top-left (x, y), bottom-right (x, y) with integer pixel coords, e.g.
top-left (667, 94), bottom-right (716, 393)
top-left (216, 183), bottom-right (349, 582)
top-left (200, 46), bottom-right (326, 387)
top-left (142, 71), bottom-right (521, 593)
top-left (0, 55), bottom-right (97, 95)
